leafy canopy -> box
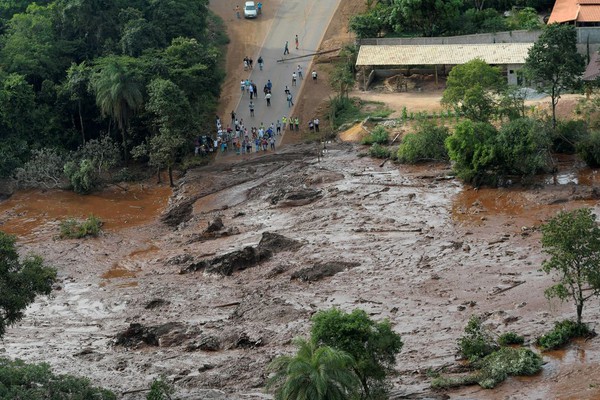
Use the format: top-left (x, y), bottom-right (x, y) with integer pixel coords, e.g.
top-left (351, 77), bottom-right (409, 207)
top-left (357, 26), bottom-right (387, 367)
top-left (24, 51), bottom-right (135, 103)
top-left (442, 59), bottom-right (506, 122)
top-left (524, 23), bottom-right (584, 128)
top-left (311, 308), bottom-right (403, 398)
top-left (266, 337), bottom-right (361, 400)
top-left (0, 231), bottom-right (56, 338)
top-left (541, 208), bottom-right (600, 324)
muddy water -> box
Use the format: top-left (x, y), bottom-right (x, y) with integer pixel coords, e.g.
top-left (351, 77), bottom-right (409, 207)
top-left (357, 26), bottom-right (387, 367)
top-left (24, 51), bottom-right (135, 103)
top-left (0, 185), bottom-right (171, 238)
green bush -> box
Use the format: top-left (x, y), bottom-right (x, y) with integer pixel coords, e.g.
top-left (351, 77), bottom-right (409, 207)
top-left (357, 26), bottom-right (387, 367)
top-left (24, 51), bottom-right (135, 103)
top-left (64, 159), bottom-right (99, 194)
top-left (329, 97), bottom-right (361, 129)
top-left (577, 130), bottom-right (600, 167)
top-left (536, 320), bottom-right (591, 351)
top-left (553, 120), bottom-right (587, 154)
top-left (362, 126), bottom-right (389, 145)
top-left (496, 117), bottom-right (552, 179)
top-left (59, 215), bottom-right (103, 239)
top-left (0, 357), bottom-right (115, 399)
top-left (368, 143), bottom-right (391, 159)
top-left (498, 332), bottom-right (525, 346)
top-left (458, 316), bottom-right (498, 362)
top-left (475, 347), bottom-right (542, 389)
top-left (397, 122), bottom-right (449, 164)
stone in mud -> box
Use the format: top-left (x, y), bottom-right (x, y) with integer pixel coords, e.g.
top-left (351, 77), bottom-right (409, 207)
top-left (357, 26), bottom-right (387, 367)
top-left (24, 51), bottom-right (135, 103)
top-left (234, 332), bottom-right (264, 349)
top-left (205, 217), bottom-right (224, 233)
top-left (291, 261), bottom-right (360, 282)
top-left (257, 231), bottom-right (302, 253)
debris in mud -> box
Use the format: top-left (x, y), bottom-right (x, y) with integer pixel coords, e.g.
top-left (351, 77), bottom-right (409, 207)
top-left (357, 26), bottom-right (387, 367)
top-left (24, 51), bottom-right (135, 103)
top-left (167, 253), bottom-right (194, 266)
top-left (234, 332), bottom-right (264, 349)
top-left (145, 298), bottom-right (170, 309)
top-left (186, 335), bottom-right (221, 352)
top-left (180, 232), bottom-right (302, 275)
top-left (161, 198), bottom-right (194, 227)
top-left (114, 322), bottom-right (189, 348)
top-left (291, 261), bottom-right (360, 282)
top-left (205, 217), bottom-right (224, 232)
top-left (269, 188), bottom-right (323, 206)
top-left (186, 217), bottom-right (240, 243)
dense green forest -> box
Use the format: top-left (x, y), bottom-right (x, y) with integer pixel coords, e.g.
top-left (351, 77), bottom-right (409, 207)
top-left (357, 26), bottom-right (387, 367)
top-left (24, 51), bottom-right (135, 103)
top-left (0, 0), bottom-right (226, 190)
top-left (350, 0), bottom-right (553, 38)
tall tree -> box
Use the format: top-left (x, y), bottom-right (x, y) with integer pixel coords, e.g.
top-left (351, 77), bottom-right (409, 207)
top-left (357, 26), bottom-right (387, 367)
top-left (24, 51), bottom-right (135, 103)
top-left (524, 23), bottom-right (585, 129)
top-left (0, 231), bottom-right (56, 338)
top-left (62, 61), bottom-right (91, 143)
top-left (135, 78), bottom-right (192, 186)
top-left (311, 308), bottom-right (403, 399)
top-left (91, 56), bottom-right (143, 160)
top-left (266, 337), bottom-right (361, 400)
top-left (541, 208), bottom-right (600, 324)
top-left (442, 58), bottom-right (506, 122)
top-left (389, 0), bottom-right (463, 36)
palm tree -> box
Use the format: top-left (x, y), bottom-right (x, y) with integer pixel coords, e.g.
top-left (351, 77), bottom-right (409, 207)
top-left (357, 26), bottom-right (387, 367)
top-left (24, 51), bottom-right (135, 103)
top-left (91, 59), bottom-right (143, 161)
top-left (266, 338), bottom-right (360, 400)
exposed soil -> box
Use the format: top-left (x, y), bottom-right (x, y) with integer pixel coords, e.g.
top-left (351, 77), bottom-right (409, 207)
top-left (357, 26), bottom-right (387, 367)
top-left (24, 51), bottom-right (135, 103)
top-left (2, 1), bottom-right (600, 400)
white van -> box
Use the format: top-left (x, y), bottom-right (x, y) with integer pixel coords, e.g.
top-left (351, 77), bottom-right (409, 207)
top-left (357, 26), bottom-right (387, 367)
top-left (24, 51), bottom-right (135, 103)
top-left (244, 1), bottom-right (257, 18)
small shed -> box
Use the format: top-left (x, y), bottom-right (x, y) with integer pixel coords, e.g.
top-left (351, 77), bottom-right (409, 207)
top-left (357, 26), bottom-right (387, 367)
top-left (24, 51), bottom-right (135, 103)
top-left (356, 43), bottom-right (534, 88)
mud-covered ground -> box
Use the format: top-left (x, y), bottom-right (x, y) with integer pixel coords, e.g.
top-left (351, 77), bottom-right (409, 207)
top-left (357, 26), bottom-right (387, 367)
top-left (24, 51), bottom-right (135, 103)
top-left (3, 140), bottom-right (600, 399)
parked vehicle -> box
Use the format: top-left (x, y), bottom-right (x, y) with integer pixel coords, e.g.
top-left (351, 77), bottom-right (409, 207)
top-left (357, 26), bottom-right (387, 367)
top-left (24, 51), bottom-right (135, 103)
top-left (244, 1), bottom-right (257, 18)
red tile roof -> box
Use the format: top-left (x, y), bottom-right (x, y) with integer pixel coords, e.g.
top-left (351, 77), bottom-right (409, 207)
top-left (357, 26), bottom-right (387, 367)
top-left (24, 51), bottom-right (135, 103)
top-left (549, 0), bottom-right (600, 23)
top-left (548, 0), bottom-right (579, 23)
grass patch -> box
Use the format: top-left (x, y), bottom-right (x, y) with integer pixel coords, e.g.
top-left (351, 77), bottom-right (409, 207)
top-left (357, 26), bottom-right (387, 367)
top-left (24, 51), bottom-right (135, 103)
top-left (59, 215), bottom-right (102, 239)
top-left (362, 126), bottom-right (389, 145)
top-left (180, 154), bottom-right (211, 171)
top-left (498, 332), bottom-right (525, 346)
top-left (431, 374), bottom-right (479, 390)
top-left (536, 320), bottom-right (592, 351)
top-left (368, 143), bottom-right (391, 159)
top-left (328, 98), bottom-right (393, 130)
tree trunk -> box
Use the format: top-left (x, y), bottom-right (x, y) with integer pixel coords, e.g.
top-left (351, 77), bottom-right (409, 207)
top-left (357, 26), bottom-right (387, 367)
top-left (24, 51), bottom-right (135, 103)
top-left (120, 127), bottom-right (128, 163)
top-left (168, 166), bottom-right (174, 187)
top-left (156, 167), bottom-right (161, 184)
top-left (577, 302), bottom-right (583, 324)
top-left (78, 100), bottom-right (85, 144)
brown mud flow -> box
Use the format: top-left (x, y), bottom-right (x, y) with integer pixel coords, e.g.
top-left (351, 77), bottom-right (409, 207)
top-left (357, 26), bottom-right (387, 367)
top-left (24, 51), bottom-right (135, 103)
top-left (0, 185), bottom-right (171, 237)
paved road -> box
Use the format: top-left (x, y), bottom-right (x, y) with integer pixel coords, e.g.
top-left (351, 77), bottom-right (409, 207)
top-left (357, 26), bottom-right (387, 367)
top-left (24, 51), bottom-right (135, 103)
top-left (231, 0), bottom-right (341, 142)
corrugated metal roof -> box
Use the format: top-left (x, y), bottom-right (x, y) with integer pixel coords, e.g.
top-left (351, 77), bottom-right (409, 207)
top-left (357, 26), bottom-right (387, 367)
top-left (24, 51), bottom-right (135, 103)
top-left (578, 6), bottom-right (600, 20)
top-left (548, 0), bottom-right (579, 23)
top-left (355, 44), bottom-right (534, 66)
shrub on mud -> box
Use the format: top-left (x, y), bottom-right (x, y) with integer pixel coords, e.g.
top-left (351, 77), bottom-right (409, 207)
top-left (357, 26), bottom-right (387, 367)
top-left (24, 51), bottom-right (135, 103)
top-left (397, 122), bottom-right (449, 163)
top-left (362, 126), bottom-right (389, 145)
top-left (368, 143), bottom-right (391, 159)
top-left (536, 320), bottom-right (592, 351)
top-left (64, 159), bottom-right (99, 194)
top-left (0, 357), bottom-right (115, 399)
top-left (474, 347), bottom-right (542, 389)
top-left (577, 130), bottom-right (600, 167)
top-left (553, 120), bottom-right (587, 154)
top-left (59, 215), bottom-right (103, 239)
top-left (498, 331), bottom-right (525, 346)
top-left (458, 315), bottom-right (498, 362)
